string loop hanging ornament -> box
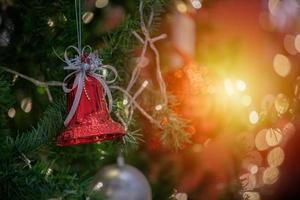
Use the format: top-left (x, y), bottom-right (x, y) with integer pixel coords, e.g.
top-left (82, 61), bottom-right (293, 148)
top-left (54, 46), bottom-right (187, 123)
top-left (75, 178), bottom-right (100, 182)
top-left (56, 0), bottom-right (125, 146)
top-left (60, 0), bottom-right (118, 126)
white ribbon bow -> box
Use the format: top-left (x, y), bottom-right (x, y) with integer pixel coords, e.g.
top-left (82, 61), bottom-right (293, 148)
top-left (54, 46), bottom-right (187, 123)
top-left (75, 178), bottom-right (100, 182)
top-left (62, 45), bottom-right (117, 126)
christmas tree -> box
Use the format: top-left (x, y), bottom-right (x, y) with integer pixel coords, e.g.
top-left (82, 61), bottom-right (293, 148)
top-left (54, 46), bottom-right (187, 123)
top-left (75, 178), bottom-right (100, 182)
top-left (1, 0), bottom-right (300, 200)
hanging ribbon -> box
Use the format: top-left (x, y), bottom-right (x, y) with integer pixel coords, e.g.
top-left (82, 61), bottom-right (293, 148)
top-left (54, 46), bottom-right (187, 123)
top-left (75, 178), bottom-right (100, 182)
top-left (62, 45), bottom-right (118, 126)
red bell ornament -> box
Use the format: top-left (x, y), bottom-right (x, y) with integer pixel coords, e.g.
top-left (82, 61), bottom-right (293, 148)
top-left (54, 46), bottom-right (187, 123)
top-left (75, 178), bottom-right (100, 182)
top-left (57, 47), bottom-right (125, 146)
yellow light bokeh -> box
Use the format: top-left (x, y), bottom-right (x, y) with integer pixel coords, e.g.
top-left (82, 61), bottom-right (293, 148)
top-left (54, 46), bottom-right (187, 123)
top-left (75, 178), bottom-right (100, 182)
top-left (249, 111), bottom-right (259, 124)
top-left (236, 80), bottom-right (247, 91)
top-left (177, 1), bottom-right (188, 13)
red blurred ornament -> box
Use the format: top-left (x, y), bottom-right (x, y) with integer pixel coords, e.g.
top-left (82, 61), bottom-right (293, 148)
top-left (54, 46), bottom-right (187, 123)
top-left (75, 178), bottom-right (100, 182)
top-left (57, 53), bottom-right (125, 146)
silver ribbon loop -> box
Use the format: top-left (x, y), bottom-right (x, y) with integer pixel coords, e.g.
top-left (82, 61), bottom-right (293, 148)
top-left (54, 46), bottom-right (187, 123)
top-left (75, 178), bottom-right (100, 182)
top-left (62, 45), bottom-right (117, 126)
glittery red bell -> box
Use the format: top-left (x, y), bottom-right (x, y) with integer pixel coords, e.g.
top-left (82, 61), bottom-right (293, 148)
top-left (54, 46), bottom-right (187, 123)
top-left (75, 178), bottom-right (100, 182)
top-left (57, 75), bottom-right (125, 146)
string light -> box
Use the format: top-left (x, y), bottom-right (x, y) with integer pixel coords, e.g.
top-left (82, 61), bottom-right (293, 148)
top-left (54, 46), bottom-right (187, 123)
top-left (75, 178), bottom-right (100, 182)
top-left (274, 93), bottom-right (289, 114)
top-left (249, 111), bottom-right (259, 124)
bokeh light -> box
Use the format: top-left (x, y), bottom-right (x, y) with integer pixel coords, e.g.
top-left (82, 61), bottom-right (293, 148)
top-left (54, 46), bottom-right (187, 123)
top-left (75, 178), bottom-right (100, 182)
top-left (95, 0), bottom-right (109, 8)
top-left (236, 80), bottom-right (247, 91)
top-left (176, 1), bottom-right (188, 13)
top-left (266, 128), bottom-right (282, 147)
top-left (267, 147), bottom-right (285, 167)
top-left (274, 93), bottom-right (289, 114)
top-left (20, 97), bottom-right (32, 113)
top-left (249, 111), bottom-right (259, 124)
top-left (7, 108), bottom-right (16, 118)
top-left (283, 35), bottom-right (297, 55)
top-left (191, 0), bottom-right (202, 9)
top-left (295, 34), bottom-right (300, 53)
top-left (82, 11), bottom-right (94, 24)
top-left (273, 54), bottom-right (291, 77)
top-left (263, 167), bottom-right (279, 185)
top-left (255, 129), bottom-right (269, 151)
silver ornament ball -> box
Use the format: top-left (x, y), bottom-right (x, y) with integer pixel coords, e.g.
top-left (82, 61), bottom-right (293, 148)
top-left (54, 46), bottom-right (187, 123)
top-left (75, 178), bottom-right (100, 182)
top-left (90, 162), bottom-right (151, 200)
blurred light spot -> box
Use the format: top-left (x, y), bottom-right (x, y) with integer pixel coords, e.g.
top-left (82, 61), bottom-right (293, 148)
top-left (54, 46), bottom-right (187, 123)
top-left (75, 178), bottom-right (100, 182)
top-left (7, 108), bottom-right (16, 118)
top-left (267, 147), bottom-right (285, 167)
top-left (21, 97), bottom-right (32, 113)
top-left (93, 182), bottom-right (103, 191)
top-left (224, 79), bottom-right (234, 96)
top-left (241, 95), bottom-right (252, 107)
top-left (249, 111), bottom-right (259, 124)
top-left (295, 34), bottom-right (300, 53)
top-left (283, 35), bottom-right (297, 55)
top-left (155, 104), bottom-right (162, 111)
top-left (46, 168), bottom-right (53, 176)
top-left (122, 99), bottom-right (128, 105)
top-left (82, 11), bottom-right (94, 24)
top-left (250, 165), bottom-right (259, 174)
top-left (177, 1), bottom-right (188, 13)
top-left (95, 0), bottom-right (109, 8)
top-left (242, 192), bottom-right (260, 200)
top-left (191, 0), bottom-right (202, 9)
top-left (273, 54), bottom-right (291, 77)
top-left (236, 80), bottom-right (247, 91)
top-left (263, 167), bottom-right (279, 185)
top-left (47, 19), bottom-right (54, 27)
top-left (268, 0), bottom-right (280, 14)
top-left (255, 129), bottom-right (269, 151)
top-left (275, 93), bottom-right (289, 114)
top-left (266, 128), bottom-right (282, 146)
